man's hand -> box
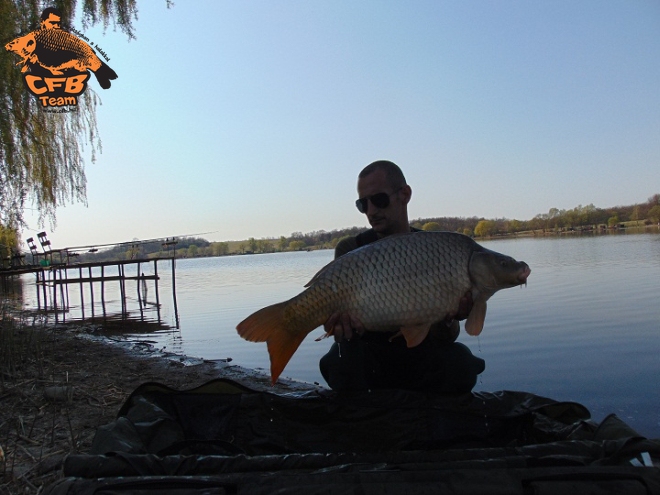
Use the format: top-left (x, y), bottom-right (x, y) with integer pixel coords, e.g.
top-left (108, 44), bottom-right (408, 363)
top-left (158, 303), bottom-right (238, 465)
top-left (323, 312), bottom-right (365, 342)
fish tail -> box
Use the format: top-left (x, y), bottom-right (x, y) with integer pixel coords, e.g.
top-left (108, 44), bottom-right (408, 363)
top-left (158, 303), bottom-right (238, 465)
top-left (94, 62), bottom-right (118, 89)
top-left (236, 302), bottom-right (308, 385)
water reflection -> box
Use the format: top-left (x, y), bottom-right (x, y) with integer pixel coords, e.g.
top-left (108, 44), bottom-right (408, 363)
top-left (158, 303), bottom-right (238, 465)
top-left (475, 233), bottom-right (660, 436)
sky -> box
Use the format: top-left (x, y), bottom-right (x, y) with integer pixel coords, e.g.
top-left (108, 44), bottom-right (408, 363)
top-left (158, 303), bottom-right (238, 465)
top-left (18, 0), bottom-right (660, 249)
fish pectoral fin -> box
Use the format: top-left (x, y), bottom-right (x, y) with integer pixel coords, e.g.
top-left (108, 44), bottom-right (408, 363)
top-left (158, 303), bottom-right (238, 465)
top-left (398, 323), bottom-right (432, 348)
top-left (465, 299), bottom-right (487, 336)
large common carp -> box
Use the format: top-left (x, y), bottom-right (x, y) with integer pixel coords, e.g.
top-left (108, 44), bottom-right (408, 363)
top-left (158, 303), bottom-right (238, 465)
top-left (5, 28), bottom-right (117, 88)
top-left (237, 231), bottom-right (531, 384)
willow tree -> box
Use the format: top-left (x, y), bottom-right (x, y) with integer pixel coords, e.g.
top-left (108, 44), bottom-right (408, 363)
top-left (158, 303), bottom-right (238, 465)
top-left (0, 0), bottom-right (139, 233)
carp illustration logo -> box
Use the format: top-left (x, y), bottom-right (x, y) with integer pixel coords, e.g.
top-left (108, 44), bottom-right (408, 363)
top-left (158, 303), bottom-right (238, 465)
top-left (4, 7), bottom-right (117, 108)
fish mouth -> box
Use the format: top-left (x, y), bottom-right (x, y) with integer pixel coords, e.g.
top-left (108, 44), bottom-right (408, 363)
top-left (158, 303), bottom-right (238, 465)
top-left (518, 264), bottom-right (531, 285)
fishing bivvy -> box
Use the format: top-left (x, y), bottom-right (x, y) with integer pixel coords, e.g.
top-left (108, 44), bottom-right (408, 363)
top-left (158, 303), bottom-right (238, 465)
top-left (44, 378), bottom-right (660, 494)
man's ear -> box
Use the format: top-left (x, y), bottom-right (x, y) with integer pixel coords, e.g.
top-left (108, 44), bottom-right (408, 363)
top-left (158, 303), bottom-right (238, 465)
top-left (401, 184), bottom-right (412, 205)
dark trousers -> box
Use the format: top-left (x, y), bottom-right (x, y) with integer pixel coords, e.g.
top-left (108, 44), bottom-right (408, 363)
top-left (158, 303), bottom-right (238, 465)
top-left (319, 332), bottom-right (485, 394)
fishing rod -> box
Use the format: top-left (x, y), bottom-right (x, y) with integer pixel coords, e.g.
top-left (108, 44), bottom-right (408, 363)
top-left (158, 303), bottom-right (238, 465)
top-left (46, 231), bottom-right (219, 253)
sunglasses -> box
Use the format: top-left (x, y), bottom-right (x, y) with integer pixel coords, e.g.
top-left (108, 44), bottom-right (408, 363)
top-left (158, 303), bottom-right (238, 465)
top-left (355, 188), bottom-right (402, 213)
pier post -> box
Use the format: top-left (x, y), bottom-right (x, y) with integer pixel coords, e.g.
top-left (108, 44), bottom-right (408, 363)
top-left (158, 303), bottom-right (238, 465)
top-left (88, 266), bottom-right (94, 317)
top-left (136, 263), bottom-right (144, 320)
top-left (41, 268), bottom-right (47, 309)
top-left (79, 266), bottom-right (85, 320)
top-left (171, 257), bottom-right (179, 328)
top-left (154, 260), bottom-right (160, 321)
top-left (35, 271), bottom-right (42, 310)
top-left (64, 267), bottom-right (70, 310)
top-left (52, 268), bottom-right (58, 322)
top-left (101, 265), bottom-right (106, 318)
top-left (119, 263), bottom-right (126, 315)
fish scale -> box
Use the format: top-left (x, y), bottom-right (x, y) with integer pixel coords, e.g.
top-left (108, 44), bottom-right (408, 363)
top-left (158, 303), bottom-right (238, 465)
top-left (34, 29), bottom-right (102, 71)
top-left (237, 231), bottom-right (530, 384)
top-left (320, 232), bottom-right (471, 328)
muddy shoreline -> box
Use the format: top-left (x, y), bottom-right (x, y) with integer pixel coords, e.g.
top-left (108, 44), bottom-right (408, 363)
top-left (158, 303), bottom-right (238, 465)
top-left (0, 323), bottom-right (321, 494)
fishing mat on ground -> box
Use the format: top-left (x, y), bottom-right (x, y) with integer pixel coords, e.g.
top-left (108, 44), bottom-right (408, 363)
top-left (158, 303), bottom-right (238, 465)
top-left (46, 378), bottom-right (660, 495)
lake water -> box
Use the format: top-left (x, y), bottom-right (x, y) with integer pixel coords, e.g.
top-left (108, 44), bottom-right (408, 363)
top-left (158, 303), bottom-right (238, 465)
top-left (17, 231), bottom-right (660, 437)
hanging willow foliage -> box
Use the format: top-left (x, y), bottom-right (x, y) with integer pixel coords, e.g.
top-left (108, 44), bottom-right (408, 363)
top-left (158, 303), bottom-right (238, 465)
top-left (0, 0), bottom-right (140, 230)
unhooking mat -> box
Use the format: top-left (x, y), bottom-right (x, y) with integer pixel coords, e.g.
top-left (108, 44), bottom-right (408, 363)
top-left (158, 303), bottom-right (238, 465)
top-left (45, 379), bottom-right (660, 494)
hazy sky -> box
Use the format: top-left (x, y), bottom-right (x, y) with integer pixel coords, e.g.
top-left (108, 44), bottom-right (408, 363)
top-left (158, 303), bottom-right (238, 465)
top-left (19, 0), bottom-right (660, 249)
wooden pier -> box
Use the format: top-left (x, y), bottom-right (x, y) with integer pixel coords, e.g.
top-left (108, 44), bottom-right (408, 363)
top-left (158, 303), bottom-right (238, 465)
top-left (1, 257), bottom-right (178, 326)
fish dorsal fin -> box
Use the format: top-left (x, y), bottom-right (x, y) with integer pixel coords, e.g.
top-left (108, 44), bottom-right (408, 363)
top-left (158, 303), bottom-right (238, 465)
top-left (399, 323), bottom-right (432, 348)
top-left (465, 298), bottom-right (487, 336)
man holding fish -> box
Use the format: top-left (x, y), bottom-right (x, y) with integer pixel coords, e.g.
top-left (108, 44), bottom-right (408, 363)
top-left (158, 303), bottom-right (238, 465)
top-left (237, 161), bottom-right (530, 390)
top-left (319, 160), bottom-right (486, 392)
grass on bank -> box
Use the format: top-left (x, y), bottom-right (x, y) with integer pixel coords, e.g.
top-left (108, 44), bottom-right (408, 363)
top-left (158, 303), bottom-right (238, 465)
top-left (0, 302), bottom-right (45, 388)
top-left (0, 298), bottom-right (47, 485)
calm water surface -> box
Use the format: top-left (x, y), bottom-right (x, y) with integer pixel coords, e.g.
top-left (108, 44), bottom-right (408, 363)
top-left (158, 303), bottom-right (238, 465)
top-left (19, 232), bottom-right (660, 437)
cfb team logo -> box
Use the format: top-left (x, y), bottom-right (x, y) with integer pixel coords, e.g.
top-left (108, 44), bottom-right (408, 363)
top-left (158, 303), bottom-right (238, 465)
top-left (4, 7), bottom-right (117, 108)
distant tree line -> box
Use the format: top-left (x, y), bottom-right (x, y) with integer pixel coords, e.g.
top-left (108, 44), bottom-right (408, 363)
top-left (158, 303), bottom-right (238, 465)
top-left (460, 194), bottom-right (660, 237)
top-left (217, 193), bottom-right (659, 256)
top-left (10, 194), bottom-right (660, 265)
